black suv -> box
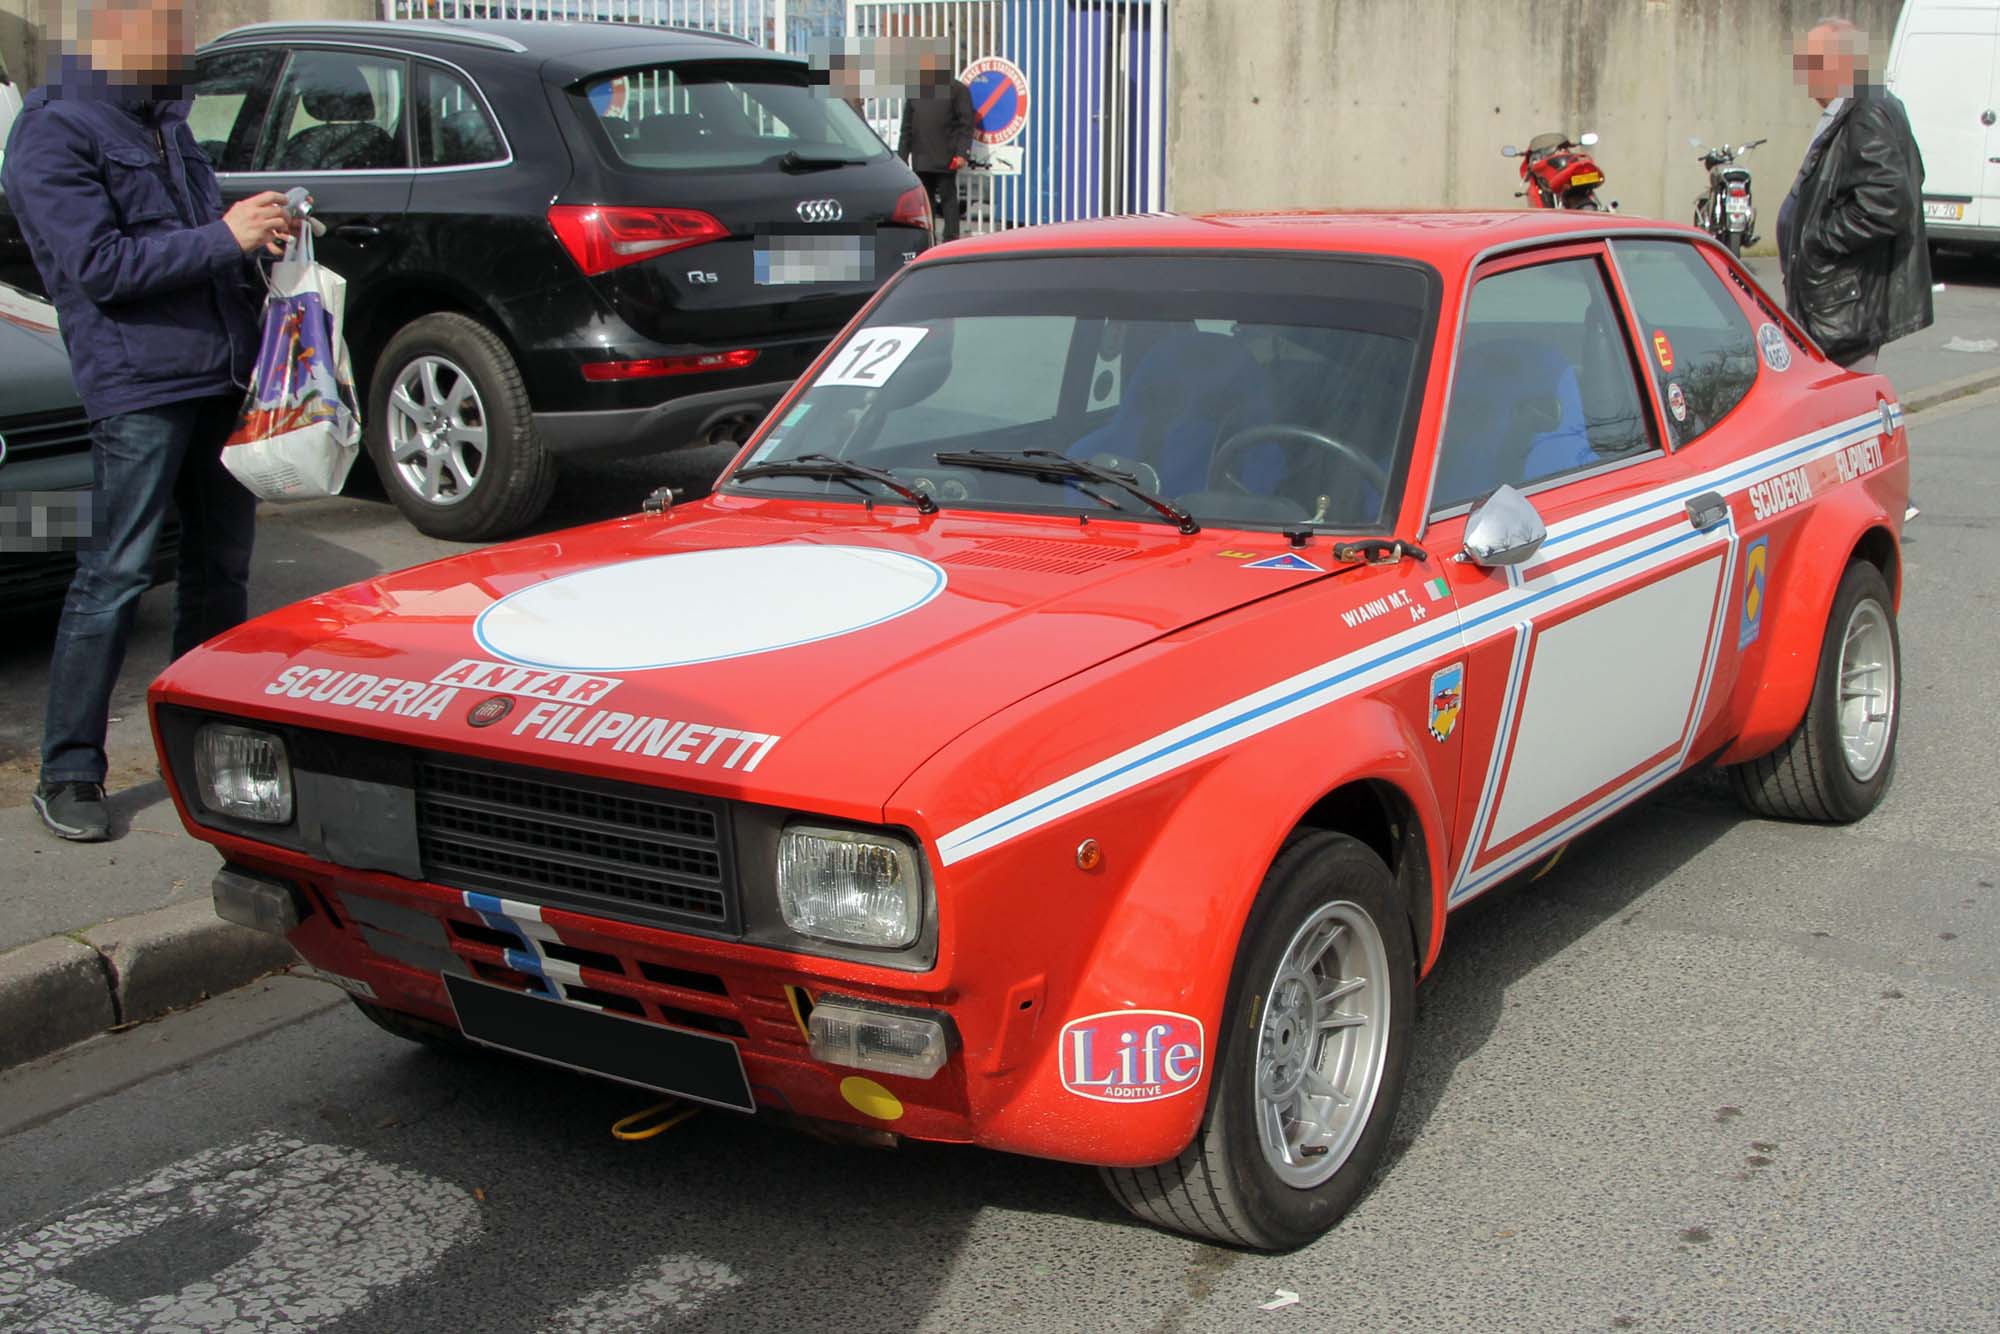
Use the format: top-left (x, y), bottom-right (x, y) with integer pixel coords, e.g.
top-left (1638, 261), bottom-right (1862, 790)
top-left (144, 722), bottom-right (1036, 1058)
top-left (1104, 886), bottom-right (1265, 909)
top-left (112, 20), bottom-right (931, 539)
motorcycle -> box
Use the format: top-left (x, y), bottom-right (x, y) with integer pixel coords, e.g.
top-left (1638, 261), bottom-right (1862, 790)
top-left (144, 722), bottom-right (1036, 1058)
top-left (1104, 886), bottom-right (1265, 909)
top-left (1690, 136), bottom-right (1766, 256)
top-left (1502, 131), bottom-right (1614, 211)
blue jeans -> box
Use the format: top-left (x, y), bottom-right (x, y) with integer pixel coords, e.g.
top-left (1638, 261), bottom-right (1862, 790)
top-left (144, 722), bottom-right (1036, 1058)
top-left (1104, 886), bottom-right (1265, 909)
top-left (41, 395), bottom-right (256, 786)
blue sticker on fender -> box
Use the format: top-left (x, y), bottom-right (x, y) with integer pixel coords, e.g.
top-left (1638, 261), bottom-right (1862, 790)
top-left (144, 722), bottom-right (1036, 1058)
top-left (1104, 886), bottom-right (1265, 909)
top-left (1740, 538), bottom-right (1768, 649)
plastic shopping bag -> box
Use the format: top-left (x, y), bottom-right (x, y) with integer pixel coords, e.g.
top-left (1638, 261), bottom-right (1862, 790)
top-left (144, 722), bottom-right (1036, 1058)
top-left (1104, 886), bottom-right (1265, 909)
top-left (220, 223), bottom-right (361, 501)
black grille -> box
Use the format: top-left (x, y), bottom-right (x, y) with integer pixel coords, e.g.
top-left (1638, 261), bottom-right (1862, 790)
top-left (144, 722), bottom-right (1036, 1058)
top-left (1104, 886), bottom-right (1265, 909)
top-left (415, 757), bottom-right (736, 933)
top-left (0, 408), bottom-right (93, 463)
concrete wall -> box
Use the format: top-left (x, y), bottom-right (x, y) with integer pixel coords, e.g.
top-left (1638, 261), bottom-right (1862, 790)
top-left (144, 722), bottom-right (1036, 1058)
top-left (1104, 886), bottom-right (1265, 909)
top-left (1, 0), bottom-right (375, 92)
top-left (1167, 0), bottom-right (1907, 233)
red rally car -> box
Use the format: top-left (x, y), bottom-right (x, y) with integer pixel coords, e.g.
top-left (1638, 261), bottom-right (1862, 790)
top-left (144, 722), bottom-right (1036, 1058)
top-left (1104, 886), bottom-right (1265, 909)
top-left (152, 211), bottom-right (1907, 1250)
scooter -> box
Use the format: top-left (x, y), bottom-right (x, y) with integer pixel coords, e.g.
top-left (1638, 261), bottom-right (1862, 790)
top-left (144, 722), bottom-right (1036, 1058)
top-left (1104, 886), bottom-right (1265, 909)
top-left (1691, 136), bottom-right (1766, 256)
top-left (1502, 132), bottom-right (1615, 211)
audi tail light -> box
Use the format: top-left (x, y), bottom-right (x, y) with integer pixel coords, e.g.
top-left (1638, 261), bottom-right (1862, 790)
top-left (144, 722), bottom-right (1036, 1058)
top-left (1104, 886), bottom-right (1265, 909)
top-left (891, 186), bottom-right (933, 232)
top-left (580, 350), bottom-right (761, 381)
top-left (548, 205), bottom-right (729, 276)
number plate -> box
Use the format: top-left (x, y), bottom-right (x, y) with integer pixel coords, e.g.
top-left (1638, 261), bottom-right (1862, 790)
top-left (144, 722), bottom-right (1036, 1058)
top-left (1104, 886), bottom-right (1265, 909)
top-left (445, 974), bottom-right (755, 1112)
top-left (756, 237), bottom-right (871, 285)
top-left (1923, 200), bottom-right (1965, 222)
top-left (1570, 171), bottom-right (1603, 186)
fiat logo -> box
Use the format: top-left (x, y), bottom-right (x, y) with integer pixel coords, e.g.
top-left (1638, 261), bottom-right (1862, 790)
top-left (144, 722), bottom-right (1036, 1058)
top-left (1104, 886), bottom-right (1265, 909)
top-left (466, 695), bottom-right (514, 728)
top-left (796, 198), bottom-right (844, 223)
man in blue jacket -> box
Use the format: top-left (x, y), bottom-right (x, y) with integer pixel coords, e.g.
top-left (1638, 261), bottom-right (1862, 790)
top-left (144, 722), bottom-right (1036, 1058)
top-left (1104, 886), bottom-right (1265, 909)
top-left (3, 0), bottom-right (294, 841)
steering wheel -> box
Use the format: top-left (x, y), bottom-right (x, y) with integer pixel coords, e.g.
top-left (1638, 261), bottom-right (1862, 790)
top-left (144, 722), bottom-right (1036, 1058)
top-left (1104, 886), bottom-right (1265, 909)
top-left (1209, 424), bottom-right (1391, 499)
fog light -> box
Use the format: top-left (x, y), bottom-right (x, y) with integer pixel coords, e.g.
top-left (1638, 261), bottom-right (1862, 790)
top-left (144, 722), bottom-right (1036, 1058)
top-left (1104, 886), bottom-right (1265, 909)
top-left (194, 723), bottom-right (293, 823)
top-left (212, 866), bottom-right (307, 937)
top-left (808, 998), bottom-right (948, 1079)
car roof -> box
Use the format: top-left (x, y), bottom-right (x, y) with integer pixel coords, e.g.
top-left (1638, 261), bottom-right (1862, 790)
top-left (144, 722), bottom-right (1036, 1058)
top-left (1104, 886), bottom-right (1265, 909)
top-left (928, 210), bottom-right (1714, 271)
top-left (204, 18), bottom-right (795, 79)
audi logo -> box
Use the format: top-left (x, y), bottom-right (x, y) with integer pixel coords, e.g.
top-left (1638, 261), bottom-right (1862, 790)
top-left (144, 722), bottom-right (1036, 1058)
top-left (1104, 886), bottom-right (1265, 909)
top-left (796, 198), bottom-right (844, 223)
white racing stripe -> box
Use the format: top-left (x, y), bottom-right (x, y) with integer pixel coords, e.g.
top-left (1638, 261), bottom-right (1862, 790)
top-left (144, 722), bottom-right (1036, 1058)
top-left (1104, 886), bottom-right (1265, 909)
top-left (938, 406), bottom-right (1897, 868)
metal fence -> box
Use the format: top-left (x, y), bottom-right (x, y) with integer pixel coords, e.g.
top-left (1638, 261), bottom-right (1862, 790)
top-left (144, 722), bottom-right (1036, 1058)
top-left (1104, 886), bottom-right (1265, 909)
top-left (382, 0), bottom-right (842, 53)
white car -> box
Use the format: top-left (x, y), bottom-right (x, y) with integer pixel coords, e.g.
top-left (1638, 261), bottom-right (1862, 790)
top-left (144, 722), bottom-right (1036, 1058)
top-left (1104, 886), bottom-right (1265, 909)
top-left (1886, 0), bottom-right (2000, 248)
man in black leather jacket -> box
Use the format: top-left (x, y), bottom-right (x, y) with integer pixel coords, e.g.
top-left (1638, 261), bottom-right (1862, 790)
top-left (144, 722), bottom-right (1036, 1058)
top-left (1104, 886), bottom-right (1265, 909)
top-left (1778, 18), bottom-right (1933, 376)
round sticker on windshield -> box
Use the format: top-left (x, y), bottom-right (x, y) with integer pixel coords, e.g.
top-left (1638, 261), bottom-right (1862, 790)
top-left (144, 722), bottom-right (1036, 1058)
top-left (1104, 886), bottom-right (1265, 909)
top-left (1667, 380), bottom-right (1688, 423)
top-left (1758, 322), bottom-right (1793, 373)
top-left (816, 326), bottom-right (930, 388)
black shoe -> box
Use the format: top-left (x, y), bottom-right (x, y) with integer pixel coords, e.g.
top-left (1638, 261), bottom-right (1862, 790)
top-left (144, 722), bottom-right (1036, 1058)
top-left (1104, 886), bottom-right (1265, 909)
top-left (32, 781), bottom-right (111, 842)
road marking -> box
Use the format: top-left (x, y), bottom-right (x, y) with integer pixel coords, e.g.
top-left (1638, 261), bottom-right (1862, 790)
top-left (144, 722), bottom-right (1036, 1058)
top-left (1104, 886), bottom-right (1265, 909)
top-left (548, 1253), bottom-right (743, 1331)
top-left (0, 1132), bottom-right (480, 1331)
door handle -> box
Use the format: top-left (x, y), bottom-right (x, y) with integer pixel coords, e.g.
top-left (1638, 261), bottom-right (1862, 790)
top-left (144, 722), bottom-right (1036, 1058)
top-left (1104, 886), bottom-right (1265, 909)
top-left (334, 223), bottom-right (384, 240)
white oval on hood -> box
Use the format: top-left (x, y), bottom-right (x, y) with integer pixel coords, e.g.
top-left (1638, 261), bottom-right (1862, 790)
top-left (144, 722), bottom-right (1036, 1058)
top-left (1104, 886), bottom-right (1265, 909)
top-left (474, 544), bottom-right (947, 671)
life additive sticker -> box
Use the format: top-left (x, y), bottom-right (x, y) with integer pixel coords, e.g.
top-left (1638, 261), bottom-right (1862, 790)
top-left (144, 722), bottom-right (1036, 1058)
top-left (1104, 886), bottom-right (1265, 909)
top-left (1058, 1010), bottom-right (1205, 1103)
top-left (816, 326), bottom-right (930, 388)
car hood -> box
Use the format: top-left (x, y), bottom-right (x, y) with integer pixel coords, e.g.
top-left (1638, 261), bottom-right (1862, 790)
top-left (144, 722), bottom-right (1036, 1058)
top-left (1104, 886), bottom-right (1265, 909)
top-left (0, 284), bottom-right (74, 416)
top-left (154, 500), bottom-right (1340, 821)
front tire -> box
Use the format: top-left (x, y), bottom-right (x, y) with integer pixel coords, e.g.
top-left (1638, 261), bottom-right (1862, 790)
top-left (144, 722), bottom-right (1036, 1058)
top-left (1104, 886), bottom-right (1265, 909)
top-left (1731, 560), bottom-right (1900, 822)
top-left (366, 312), bottom-right (556, 541)
top-left (1102, 831), bottom-right (1414, 1250)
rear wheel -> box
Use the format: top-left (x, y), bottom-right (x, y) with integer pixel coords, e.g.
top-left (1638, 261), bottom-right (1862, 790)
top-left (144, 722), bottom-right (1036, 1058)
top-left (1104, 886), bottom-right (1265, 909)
top-left (1725, 230), bottom-right (1744, 257)
top-left (1731, 559), bottom-right (1900, 822)
top-left (366, 312), bottom-right (556, 541)
top-left (1101, 831), bottom-right (1414, 1250)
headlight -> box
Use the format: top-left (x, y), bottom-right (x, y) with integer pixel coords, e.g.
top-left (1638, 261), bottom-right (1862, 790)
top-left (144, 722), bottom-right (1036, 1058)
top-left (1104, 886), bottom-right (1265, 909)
top-left (776, 825), bottom-right (923, 949)
top-left (193, 724), bottom-right (293, 824)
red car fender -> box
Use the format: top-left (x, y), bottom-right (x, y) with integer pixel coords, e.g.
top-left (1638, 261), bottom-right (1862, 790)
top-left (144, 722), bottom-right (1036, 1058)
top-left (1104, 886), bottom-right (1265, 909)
top-left (1719, 488), bottom-right (1902, 766)
top-left (948, 697), bottom-right (1449, 1167)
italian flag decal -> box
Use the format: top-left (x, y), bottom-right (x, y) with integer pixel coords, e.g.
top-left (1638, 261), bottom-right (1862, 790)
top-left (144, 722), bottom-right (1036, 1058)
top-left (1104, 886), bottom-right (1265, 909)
top-left (1424, 576), bottom-right (1450, 600)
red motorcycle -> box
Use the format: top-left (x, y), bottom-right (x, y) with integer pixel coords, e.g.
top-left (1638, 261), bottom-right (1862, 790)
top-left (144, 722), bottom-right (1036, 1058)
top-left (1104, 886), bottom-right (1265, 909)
top-left (1502, 131), bottom-right (1615, 211)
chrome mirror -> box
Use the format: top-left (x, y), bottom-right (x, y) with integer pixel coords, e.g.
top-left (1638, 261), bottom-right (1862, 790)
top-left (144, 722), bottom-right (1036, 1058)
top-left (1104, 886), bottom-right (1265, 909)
top-left (1500, 145), bottom-right (1520, 157)
top-left (1688, 135), bottom-right (1705, 148)
top-left (1461, 484), bottom-right (1548, 567)
top-left (1580, 131), bottom-right (1600, 147)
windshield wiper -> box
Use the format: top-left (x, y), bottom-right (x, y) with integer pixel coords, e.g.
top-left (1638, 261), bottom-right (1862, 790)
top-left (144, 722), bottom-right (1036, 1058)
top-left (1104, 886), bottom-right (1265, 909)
top-left (777, 150), bottom-right (866, 173)
top-left (935, 449), bottom-right (1200, 534)
top-left (732, 453), bottom-right (938, 514)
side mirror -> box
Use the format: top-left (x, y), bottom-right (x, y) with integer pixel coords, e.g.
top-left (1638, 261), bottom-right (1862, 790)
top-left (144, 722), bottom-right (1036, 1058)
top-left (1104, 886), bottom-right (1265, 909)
top-left (1688, 135), bottom-right (1705, 148)
top-left (1500, 145), bottom-right (1520, 157)
top-left (1579, 131), bottom-right (1600, 147)
top-left (1461, 484), bottom-right (1547, 567)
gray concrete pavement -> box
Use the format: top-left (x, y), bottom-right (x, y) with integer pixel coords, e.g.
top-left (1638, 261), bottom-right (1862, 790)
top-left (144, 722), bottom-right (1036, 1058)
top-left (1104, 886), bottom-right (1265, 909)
top-left (0, 390), bottom-right (1994, 1331)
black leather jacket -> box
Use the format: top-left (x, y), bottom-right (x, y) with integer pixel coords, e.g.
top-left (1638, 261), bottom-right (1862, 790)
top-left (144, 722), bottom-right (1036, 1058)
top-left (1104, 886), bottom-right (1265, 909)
top-left (1780, 83), bottom-right (1933, 362)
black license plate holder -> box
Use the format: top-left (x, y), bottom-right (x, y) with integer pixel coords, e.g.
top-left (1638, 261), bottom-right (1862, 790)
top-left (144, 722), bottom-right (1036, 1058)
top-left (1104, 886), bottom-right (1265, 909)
top-left (445, 974), bottom-right (755, 1113)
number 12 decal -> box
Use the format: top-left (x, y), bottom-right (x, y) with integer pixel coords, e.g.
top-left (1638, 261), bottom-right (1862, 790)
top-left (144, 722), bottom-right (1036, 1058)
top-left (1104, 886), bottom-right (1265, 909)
top-left (816, 325), bottom-right (930, 388)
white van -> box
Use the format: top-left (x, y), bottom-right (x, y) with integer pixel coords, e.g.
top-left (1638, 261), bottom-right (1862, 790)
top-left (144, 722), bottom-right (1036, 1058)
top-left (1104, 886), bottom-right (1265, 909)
top-left (1885, 0), bottom-right (2000, 247)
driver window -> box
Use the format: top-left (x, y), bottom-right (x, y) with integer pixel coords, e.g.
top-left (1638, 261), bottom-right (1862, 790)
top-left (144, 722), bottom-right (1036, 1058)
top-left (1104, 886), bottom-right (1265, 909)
top-left (1431, 256), bottom-right (1656, 511)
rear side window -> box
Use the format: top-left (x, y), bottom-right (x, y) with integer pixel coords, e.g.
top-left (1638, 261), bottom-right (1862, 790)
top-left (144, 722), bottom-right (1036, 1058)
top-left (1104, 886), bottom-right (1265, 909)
top-left (1612, 240), bottom-right (1759, 447)
top-left (415, 64), bottom-right (503, 168)
top-left (574, 63), bottom-right (886, 171)
top-left (189, 48), bottom-right (280, 171)
top-left (1432, 256), bottom-right (1655, 510)
top-left (260, 50), bottom-right (408, 173)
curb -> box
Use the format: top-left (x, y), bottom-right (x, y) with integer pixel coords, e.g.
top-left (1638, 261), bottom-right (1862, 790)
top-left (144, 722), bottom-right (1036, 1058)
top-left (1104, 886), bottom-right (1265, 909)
top-left (1903, 366), bottom-right (2000, 416)
top-left (0, 897), bottom-right (294, 1072)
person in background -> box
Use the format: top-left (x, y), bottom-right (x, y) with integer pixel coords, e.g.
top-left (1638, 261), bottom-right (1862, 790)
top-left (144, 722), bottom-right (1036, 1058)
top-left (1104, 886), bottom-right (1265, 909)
top-left (897, 40), bottom-right (973, 243)
top-left (1777, 15), bottom-right (1931, 521)
top-left (2, 0), bottom-right (294, 841)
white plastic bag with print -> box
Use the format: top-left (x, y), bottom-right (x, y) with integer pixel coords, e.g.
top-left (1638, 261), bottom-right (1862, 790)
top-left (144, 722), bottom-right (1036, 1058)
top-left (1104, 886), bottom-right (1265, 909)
top-left (220, 222), bottom-right (362, 501)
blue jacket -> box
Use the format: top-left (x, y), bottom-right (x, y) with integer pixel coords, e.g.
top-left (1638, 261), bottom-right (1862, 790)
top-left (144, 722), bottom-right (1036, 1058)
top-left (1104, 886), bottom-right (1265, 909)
top-left (1, 61), bottom-right (260, 421)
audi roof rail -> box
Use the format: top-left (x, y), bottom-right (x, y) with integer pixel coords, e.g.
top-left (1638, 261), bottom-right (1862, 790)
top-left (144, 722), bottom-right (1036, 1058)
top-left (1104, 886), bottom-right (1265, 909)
top-left (207, 21), bottom-right (531, 53)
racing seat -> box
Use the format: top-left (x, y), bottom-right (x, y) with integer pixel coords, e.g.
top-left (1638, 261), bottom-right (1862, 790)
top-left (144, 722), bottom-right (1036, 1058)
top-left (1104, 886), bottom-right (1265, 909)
top-left (1433, 339), bottom-right (1595, 507)
top-left (276, 62), bottom-right (398, 171)
top-left (1068, 330), bottom-right (1283, 498)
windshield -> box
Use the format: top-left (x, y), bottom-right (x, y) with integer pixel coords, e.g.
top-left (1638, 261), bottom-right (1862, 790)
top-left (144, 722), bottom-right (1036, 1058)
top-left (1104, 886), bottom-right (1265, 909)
top-left (574, 62), bottom-right (887, 172)
top-left (730, 254), bottom-right (1436, 531)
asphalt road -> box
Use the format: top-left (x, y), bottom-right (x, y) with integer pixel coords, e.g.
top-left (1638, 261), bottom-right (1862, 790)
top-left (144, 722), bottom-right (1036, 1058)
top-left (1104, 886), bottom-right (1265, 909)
top-left (1, 383), bottom-right (1996, 1330)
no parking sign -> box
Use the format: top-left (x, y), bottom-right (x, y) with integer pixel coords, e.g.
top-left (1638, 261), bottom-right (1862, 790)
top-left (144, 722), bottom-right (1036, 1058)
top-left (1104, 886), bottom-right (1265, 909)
top-left (961, 55), bottom-right (1029, 146)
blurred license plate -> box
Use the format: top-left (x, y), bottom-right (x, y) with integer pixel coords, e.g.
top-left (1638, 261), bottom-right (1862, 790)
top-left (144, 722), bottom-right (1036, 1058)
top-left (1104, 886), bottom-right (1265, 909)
top-left (755, 237), bottom-right (873, 286)
top-left (1571, 172), bottom-right (1602, 186)
top-left (1922, 201), bottom-right (1964, 221)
